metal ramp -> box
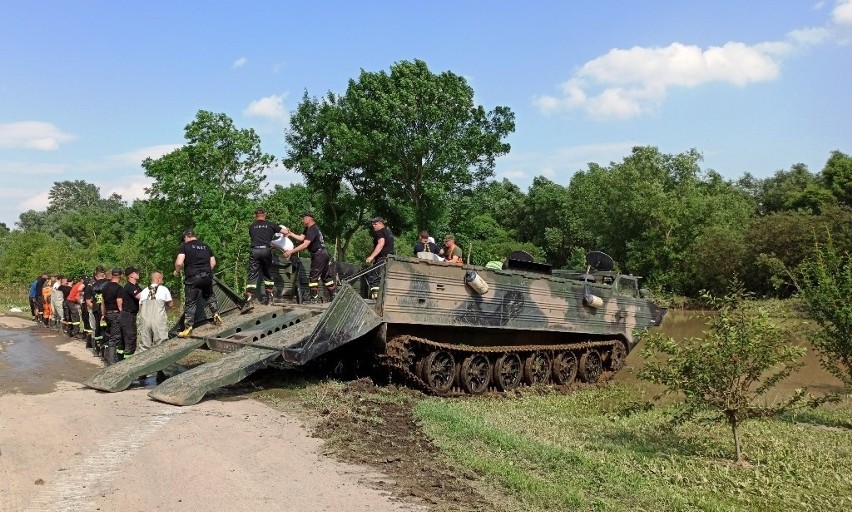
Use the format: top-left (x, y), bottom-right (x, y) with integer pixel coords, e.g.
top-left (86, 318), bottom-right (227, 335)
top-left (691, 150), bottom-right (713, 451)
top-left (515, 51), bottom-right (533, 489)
top-left (84, 307), bottom-right (313, 392)
top-left (148, 284), bottom-right (381, 406)
top-left (147, 314), bottom-right (322, 406)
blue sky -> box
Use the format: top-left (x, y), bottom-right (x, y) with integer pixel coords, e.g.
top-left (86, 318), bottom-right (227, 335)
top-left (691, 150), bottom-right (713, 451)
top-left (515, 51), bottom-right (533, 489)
top-left (1, 1), bottom-right (850, 229)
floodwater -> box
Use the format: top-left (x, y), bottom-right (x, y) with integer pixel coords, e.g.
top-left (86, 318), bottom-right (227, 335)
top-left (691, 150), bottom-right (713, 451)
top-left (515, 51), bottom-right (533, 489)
top-left (0, 325), bottom-right (101, 395)
top-left (616, 310), bottom-right (846, 397)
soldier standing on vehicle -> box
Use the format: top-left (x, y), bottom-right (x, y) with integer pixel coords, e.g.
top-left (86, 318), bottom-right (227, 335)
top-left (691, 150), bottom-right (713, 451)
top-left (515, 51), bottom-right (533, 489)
top-left (245, 207), bottom-right (287, 304)
top-left (118, 267), bottom-right (142, 358)
top-left (283, 211), bottom-right (334, 301)
top-left (365, 216), bottom-right (395, 299)
top-left (174, 229), bottom-right (222, 337)
top-left (138, 270), bottom-right (173, 352)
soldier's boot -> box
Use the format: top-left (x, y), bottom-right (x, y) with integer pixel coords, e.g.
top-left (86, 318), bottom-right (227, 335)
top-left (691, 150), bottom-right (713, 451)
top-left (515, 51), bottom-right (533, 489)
top-left (308, 282), bottom-right (321, 303)
top-left (177, 326), bottom-right (193, 338)
top-left (104, 344), bottom-right (117, 366)
top-left (324, 281), bottom-right (336, 301)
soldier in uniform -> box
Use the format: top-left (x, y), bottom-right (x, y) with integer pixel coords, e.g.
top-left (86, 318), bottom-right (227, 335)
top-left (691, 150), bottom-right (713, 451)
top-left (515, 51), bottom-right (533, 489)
top-left (87, 267), bottom-right (109, 354)
top-left (118, 267), bottom-right (142, 358)
top-left (100, 268), bottom-right (124, 365)
top-left (365, 216), bottom-right (395, 299)
top-left (245, 207), bottom-right (287, 304)
top-left (174, 229), bottom-right (222, 337)
top-left (283, 211), bottom-right (334, 301)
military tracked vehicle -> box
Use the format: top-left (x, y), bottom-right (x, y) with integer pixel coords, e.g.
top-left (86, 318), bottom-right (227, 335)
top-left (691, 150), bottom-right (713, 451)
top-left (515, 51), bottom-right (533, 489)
top-left (84, 252), bottom-right (665, 404)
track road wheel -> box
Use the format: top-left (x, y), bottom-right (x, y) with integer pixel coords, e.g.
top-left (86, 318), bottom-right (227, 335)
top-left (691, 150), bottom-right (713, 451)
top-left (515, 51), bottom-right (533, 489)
top-left (460, 354), bottom-right (491, 394)
top-left (523, 352), bottom-right (552, 385)
top-left (608, 341), bottom-right (628, 372)
top-left (579, 349), bottom-right (602, 383)
top-left (552, 351), bottom-right (578, 385)
top-left (493, 353), bottom-right (522, 391)
top-left (420, 350), bottom-right (456, 394)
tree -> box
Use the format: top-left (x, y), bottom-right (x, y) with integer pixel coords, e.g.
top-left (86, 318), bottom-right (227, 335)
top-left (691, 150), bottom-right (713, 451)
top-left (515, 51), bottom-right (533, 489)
top-left (46, 180), bottom-right (103, 213)
top-left (142, 110), bottom-right (276, 287)
top-left (797, 239), bottom-right (852, 388)
top-left (638, 289), bottom-right (811, 463)
top-left (285, 59), bottom-right (515, 255)
top-left (822, 150), bottom-right (852, 207)
top-left (753, 163), bottom-right (834, 214)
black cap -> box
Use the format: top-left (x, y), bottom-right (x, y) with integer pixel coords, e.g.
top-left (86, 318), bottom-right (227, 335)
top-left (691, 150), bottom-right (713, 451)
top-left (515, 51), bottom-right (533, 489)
top-left (125, 266), bottom-right (139, 277)
top-left (301, 211), bottom-right (315, 219)
top-left (370, 216), bottom-right (385, 224)
top-left (254, 207), bottom-right (266, 215)
top-left (111, 267), bottom-right (123, 276)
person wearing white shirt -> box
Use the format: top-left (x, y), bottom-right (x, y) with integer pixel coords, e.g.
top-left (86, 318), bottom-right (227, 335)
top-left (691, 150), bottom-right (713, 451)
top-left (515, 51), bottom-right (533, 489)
top-left (138, 270), bottom-right (174, 352)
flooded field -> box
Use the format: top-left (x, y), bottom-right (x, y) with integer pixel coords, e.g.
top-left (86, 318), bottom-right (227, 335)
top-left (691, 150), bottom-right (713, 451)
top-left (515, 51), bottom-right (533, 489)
top-left (616, 309), bottom-right (846, 397)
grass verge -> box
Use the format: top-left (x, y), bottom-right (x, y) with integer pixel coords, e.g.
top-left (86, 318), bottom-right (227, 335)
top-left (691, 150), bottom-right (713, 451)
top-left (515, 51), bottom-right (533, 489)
top-left (414, 383), bottom-right (852, 511)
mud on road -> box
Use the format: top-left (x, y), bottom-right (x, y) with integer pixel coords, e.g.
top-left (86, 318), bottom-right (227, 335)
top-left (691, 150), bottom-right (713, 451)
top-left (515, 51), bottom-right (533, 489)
top-left (0, 319), bottom-right (424, 512)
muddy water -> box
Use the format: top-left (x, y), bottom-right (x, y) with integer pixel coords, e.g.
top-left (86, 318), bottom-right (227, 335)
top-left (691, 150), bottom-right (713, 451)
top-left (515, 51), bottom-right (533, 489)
top-left (615, 310), bottom-right (846, 396)
top-left (0, 326), bottom-right (101, 395)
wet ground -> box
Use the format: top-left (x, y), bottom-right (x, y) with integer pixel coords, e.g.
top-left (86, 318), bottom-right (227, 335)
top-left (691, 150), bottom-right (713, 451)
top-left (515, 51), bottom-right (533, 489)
top-left (0, 325), bottom-right (101, 395)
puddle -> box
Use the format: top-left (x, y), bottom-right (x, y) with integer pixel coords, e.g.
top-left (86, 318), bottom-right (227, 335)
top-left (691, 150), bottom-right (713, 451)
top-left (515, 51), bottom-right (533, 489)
top-left (0, 326), bottom-right (101, 395)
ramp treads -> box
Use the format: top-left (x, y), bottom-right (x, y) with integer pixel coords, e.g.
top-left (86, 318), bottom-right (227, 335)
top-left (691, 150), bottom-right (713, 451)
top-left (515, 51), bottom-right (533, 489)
top-left (204, 308), bottom-right (314, 353)
top-left (148, 315), bottom-right (322, 406)
top-left (83, 336), bottom-right (206, 392)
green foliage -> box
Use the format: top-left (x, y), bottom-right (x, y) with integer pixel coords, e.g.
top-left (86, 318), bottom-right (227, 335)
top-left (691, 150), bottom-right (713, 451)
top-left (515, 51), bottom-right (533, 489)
top-left (797, 239), bottom-right (852, 388)
top-left (142, 110), bottom-right (276, 288)
top-left (285, 59), bottom-right (515, 257)
top-left (822, 150), bottom-right (852, 207)
top-left (741, 206), bottom-right (852, 296)
top-left (638, 289), bottom-right (812, 462)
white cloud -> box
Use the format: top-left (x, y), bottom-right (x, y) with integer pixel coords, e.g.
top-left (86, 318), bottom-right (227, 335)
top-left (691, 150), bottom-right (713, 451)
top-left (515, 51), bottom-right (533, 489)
top-left (535, 4), bottom-right (852, 120)
top-left (21, 190), bottom-right (50, 210)
top-left (535, 41), bottom-right (787, 120)
top-left (496, 142), bottom-right (638, 184)
top-left (788, 26), bottom-right (832, 45)
top-left (104, 176), bottom-right (154, 203)
top-left (232, 57), bottom-right (247, 68)
top-left (500, 169), bottom-right (528, 180)
top-left (0, 122), bottom-right (75, 150)
top-left (834, 0), bottom-right (852, 25)
top-left (243, 93), bottom-right (288, 121)
top-left (105, 144), bottom-right (181, 166)
top-left (0, 161), bottom-right (65, 175)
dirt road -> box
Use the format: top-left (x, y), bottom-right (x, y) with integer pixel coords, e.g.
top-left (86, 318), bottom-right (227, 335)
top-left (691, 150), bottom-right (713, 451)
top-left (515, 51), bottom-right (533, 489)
top-left (0, 319), bottom-right (419, 512)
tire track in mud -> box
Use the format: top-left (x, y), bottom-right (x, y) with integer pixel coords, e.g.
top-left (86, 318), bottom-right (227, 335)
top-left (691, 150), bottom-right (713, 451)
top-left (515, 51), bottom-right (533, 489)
top-left (23, 408), bottom-right (181, 512)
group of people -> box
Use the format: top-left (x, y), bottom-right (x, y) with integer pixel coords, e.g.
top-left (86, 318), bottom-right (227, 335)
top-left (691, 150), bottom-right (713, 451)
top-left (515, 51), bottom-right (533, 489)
top-left (244, 208), bottom-right (463, 303)
top-left (28, 266), bottom-right (174, 365)
top-left (26, 209), bottom-right (467, 362)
